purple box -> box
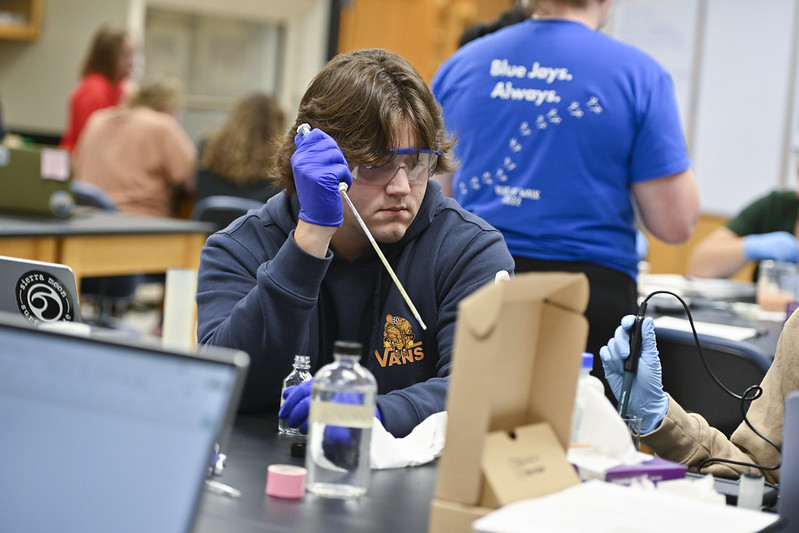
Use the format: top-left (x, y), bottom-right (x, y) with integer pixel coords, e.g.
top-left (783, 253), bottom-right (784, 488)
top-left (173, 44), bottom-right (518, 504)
top-left (604, 456), bottom-right (687, 485)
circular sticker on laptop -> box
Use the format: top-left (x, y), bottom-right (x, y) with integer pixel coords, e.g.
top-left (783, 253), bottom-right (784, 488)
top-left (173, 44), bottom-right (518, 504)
top-left (16, 270), bottom-right (76, 324)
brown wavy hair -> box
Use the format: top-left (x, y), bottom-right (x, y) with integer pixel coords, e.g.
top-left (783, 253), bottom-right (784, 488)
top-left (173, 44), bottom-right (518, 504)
top-left (81, 23), bottom-right (130, 82)
top-left (201, 93), bottom-right (285, 184)
top-left (126, 74), bottom-right (183, 113)
top-left (272, 48), bottom-right (457, 194)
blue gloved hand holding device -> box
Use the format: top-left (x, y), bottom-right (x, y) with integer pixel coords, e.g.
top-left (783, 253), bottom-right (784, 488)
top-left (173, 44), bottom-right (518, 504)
top-left (291, 127), bottom-right (353, 227)
top-left (743, 231), bottom-right (799, 263)
top-left (599, 314), bottom-right (669, 433)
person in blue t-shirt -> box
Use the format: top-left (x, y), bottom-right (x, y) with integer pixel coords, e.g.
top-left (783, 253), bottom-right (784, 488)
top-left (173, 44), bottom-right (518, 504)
top-left (196, 49), bottom-right (515, 438)
top-left (432, 0), bottom-right (699, 398)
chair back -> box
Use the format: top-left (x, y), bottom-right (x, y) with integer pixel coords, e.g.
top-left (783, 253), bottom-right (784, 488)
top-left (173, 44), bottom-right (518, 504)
top-left (655, 326), bottom-right (772, 437)
top-left (190, 195), bottom-right (262, 231)
top-left (70, 181), bottom-right (116, 211)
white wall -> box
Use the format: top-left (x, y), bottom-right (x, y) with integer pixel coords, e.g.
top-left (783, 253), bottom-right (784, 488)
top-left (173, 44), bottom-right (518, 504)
top-left (0, 0), bottom-right (329, 138)
top-left (610, 0), bottom-right (799, 217)
top-left (0, 0), bottom-right (129, 134)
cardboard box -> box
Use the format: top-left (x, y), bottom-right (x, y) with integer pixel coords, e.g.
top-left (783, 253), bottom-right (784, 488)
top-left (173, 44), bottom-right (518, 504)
top-left (429, 272), bottom-right (589, 533)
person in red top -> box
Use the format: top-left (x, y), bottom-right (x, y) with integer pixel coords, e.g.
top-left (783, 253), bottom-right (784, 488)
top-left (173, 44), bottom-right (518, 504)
top-left (59, 23), bottom-right (134, 152)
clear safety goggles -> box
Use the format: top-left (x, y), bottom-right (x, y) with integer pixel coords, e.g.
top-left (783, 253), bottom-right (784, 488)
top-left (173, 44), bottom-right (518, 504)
top-left (353, 148), bottom-right (440, 186)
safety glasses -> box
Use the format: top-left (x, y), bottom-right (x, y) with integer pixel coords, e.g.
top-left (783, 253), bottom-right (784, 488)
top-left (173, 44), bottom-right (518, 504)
top-left (353, 148), bottom-right (440, 186)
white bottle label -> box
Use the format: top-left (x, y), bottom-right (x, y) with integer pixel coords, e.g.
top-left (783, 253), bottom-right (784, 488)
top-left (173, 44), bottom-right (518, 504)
top-left (309, 400), bottom-right (374, 428)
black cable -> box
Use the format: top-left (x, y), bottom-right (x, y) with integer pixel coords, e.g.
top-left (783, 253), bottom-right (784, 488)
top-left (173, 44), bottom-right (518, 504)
top-left (639, 290), bottom-right (781, 476)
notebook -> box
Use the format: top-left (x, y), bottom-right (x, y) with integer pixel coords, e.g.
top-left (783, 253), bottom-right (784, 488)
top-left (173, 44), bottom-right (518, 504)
top-left (0, 313), bottom-right (249, 533)
top-left (0, 254), bottom-right (82, 323)
top-left (779, 391), bottom-right (799, 529)
top-left (0, 144), bottom-right (74, 217)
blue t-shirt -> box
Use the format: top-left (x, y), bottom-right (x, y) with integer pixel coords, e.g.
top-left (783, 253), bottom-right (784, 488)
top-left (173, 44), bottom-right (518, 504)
top-left (432, 19), bottom-right (690, 279)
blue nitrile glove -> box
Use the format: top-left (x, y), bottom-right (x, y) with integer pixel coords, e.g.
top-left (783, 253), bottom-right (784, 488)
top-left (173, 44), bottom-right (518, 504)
top-left (743, 231), bottom-right (799, 263)
top-left (599, 315), bottom-right (669, 433)
top-left (291, 128), bottom-right (353, 227)
top-left (279, 378), bottom-right (313, 434)
top-left (636, 229), bottom-right (649, 262)
top-left (279, 379), bottom-right (383, 436)
top-left (322, 393), bottom-right (382, 468)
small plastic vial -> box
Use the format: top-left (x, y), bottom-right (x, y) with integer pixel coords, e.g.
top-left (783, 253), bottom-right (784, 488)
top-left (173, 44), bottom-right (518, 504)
top-left (570, 352), bottom-right (605, 443)
top-left (305, 341), bottom-right (377, 499)
top-left (278, 355), bottom-right (312, 436)
top-left (737, 472), bottom-right (764, 510)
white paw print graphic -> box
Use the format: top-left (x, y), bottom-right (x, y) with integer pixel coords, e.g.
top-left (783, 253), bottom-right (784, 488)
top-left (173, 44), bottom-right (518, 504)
top-left (587, 96), bottom-right (603, 114)
top-left (481, 171), bottom-right (493, 185)
top-left (503, 157), bottom-right (516, 172)
top-left (496, 168), bottom-right (508, 182)
top-left (519, 122), bottom-right (532, 136)
top-left (536, 115), bottom-right (547, 129)
top-left (546, 108), bottom-right (561, 124)
top-left (568, 101), bottom-right (584, 118)
top-left (509, 138), bottom-right (522, 152)
top-left (470, 176), bottom-right (481, 190)
top-left (458, 182), bottom-right (468, 196)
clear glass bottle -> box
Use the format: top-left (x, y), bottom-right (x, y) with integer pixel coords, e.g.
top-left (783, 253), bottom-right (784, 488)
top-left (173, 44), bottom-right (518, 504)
top-left (278, 355), bottom-right (312, 436)
top-left (305, 341), bottom-right (377, 499)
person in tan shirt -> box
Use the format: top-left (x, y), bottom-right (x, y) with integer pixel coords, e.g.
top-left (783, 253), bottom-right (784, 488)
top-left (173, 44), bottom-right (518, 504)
top-left (74, 74), bottom-right (197, 218)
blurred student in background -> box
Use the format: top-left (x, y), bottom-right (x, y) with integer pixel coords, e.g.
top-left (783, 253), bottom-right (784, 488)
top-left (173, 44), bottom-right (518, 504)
top-left (689, 155), bottom-right (799, 279)
top-left (458, 3), bottom-right (532, 48)
top-left (73, 75), bottom-right (197, 218)
top-left (197, 92), bottom-right (284, 203)
top-left (60, 23), bottom-right (135, 152)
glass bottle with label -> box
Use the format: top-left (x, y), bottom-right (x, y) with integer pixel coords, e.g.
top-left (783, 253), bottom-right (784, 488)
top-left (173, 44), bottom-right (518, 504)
top-left (305, 341), bottom-right (377, 499)
top-left (278, 355), bottom-right (312, 436)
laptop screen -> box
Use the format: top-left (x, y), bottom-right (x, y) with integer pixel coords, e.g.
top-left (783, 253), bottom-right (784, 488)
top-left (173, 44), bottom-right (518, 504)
top-left (0, 317), bottom-right (248, 532)
top-left (780, 391), bottom-right (799, 529)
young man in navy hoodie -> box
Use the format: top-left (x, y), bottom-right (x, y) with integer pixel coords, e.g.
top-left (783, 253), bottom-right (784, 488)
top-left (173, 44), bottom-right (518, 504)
top-left (196, 49), bottom-right (514, 438)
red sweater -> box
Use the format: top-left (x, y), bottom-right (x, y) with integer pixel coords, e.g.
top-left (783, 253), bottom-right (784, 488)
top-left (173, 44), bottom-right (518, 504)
top-left (59, 73), bottom-right (126, 151)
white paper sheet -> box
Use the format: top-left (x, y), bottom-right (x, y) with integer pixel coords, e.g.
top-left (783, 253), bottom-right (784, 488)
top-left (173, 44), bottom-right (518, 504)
top-left (653, 316), bottom-right (759, 342)
top-left (472, 480), bottom-right (779, 533)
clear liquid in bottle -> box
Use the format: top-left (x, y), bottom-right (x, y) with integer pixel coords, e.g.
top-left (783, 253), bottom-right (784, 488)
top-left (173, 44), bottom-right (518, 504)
top-left (305, 341), bottom-right (377, 499)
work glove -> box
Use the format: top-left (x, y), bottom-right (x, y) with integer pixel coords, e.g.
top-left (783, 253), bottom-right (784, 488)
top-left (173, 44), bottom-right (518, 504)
top-left (743, 231), bottom-right (799, 263)
top-left (599, 315), bottom-right (669, 433)
top-left (291, 128), bottom-right (353, 227)
top-left (278, 378), bottom-right (383, 436)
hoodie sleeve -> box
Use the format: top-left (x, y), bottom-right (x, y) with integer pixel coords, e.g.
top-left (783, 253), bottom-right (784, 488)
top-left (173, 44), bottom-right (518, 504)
top-left (196, 219), bottom-right (331, 412)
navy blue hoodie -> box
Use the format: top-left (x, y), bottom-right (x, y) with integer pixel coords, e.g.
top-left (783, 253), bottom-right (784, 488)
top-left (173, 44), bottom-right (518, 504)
top-left (196, 180), bottom-right (514, 437)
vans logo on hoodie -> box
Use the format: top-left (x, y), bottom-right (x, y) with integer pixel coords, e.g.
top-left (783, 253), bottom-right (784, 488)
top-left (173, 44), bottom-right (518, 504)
top-left (374, 314), bottom-right (424, 367)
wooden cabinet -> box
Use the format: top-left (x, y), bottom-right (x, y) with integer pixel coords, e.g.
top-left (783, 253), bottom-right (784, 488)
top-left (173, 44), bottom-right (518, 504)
top-left (0, 0), bottom-right (42, 41)
top-left (337, 0), bottom-right (513, 84)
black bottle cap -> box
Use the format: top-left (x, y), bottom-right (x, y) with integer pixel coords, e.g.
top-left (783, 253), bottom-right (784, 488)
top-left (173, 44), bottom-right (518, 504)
top-left (290, 441), bottom-right (307, 458)
top-left (333, 340), bottom-right (362, 356)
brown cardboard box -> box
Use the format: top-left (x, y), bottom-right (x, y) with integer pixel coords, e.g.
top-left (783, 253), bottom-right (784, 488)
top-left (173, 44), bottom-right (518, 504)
top-left (429, 272), bottom-right (589, 532)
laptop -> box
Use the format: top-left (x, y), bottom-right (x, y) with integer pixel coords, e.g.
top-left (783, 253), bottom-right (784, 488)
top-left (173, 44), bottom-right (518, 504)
top-left (0, 254), bottom-right (82, 324)
top-left (779, 391), bottom-right (799, 529)
top-left (0, 313), bottom-right (249, 533)
top-left (0, 144), bottom-right (74, 217)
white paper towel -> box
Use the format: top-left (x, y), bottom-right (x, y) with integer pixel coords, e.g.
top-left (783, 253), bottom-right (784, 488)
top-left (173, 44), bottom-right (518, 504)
top-left (370, 411), bottom-right (447, 469)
